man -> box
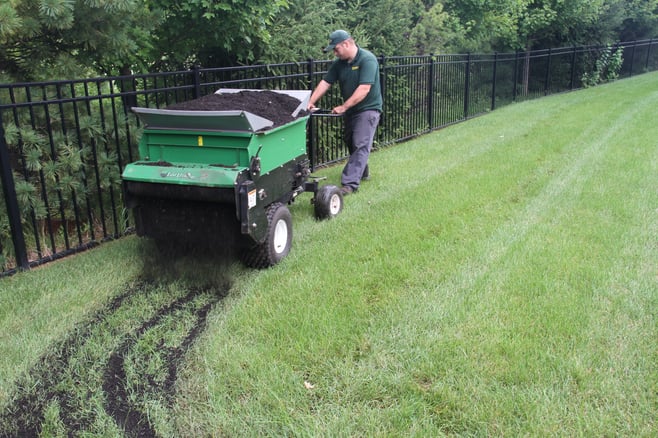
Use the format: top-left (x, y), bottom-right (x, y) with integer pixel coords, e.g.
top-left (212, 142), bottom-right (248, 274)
top-left (307, 30), bottom-right (383, 195)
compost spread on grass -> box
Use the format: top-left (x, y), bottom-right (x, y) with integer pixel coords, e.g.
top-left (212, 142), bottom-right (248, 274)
top-left (0, 267), bottom-right (230, 437)
top-left (166, 90), bottom-right (306, 128)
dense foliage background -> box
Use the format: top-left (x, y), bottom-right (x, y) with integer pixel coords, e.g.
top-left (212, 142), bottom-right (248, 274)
top-left (1, 0), bottom-right (657, 82)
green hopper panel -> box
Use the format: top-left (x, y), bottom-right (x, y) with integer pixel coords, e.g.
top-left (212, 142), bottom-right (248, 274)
top-left (122, 115), bottom-right (309, 188)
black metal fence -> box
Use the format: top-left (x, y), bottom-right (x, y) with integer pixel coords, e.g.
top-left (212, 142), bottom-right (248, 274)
top-left (1, 39), bottom-right (657, 275)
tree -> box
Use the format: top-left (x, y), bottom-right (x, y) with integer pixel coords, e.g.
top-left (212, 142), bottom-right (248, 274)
top-left (409, 1), bottom-right (466, 54)
top-left (516, 0), bottom-right (607, 50)
top-left (0, 0), bottom-right (289, 81)
top-left (341, 0), bottom-right (420, 56)
top-left (616, 0), bottom-right (658, 41)
top-left (1, 0), bottom-right (656, 81)
top-left (146, 0), bottom-right (289, 69)
top-left (0, 0), bottom-right (160, 81)
top-left (255, 0), bottom-right (343, 63)
top-left (438, 0), bottom-right (649, 52)
top-left (441, 0), bottom-right (529, 52)
top-left (260, 0), bottom-right (424, 62)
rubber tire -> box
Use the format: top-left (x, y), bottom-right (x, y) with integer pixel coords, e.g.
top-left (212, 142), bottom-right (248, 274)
top-left (243, 203), bottom-right (293, 268)
top-left (314, 185), bottom-right (343, 220)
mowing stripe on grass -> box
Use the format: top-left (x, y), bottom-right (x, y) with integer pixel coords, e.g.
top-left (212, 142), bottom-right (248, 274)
top-left (174, 74), bottom-right (658, 436)
top-left (352, 78), bottom-right (658, 434)
top-left (2, 73), bottom-right (656, 437)
top-left (440, 83), bottom-right (655, 299)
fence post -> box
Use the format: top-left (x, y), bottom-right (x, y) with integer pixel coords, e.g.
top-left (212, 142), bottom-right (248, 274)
top-left (379, 55), bottom-right (386, 108)
top-left (0, 115), bottom-right (29, 271)
top-left (306, 58), bottom-right (314, 90)
top-left (646, 38), bottom-right (653, 71)
top-left (193, 65), bottom-right (202, 98)
top-left (629, 41), bottom-right (637, 76)
top-left (512, 50), bottom-right (520, 101)
top-left (463, 53), bottom-right (471, 119)
top-left (544, 48), bottom-right (552, 95)
top-left (428, 54), bottom-right (435, 130)
top-left (569, 46), bottom-right (577, 90)
top-left (491, 52), bottom-right (498, 111)
top-left (306, 58), bottom-right (316, 170)
top-left (379, 55), bottom-right (386, 143)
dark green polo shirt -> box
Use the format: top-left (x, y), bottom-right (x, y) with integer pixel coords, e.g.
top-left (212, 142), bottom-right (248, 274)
top-left (324, 47), bottom-right (383, 114)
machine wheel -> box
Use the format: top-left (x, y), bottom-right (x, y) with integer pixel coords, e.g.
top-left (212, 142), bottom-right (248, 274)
top-left (314, 185), bottom-right (343, 220)
top-left (243, 203), bottom-right (292, 268)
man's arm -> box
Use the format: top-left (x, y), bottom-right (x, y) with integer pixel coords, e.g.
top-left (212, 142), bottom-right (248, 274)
top-left (308, 80), bottom-right (332, 110)
top-left (332, 84), bottom-right (371, 114)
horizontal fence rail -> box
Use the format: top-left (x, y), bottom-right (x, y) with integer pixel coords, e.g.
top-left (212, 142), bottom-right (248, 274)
top-left (1, 39), bottom-right (657, 275)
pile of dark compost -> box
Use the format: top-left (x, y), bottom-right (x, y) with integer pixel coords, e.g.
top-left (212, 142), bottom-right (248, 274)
top-left (166, 90), bottom-right (306, 128)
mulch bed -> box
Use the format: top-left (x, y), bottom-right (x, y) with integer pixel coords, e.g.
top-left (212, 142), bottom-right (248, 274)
top-left (166, 90), bottom-right (307, 128)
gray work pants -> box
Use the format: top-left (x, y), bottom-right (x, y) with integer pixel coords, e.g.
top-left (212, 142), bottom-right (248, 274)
top-left (341, 110), bottom-right (381, 190)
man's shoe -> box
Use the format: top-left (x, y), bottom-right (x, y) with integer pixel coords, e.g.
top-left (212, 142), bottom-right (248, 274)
top-left (340, 186), bottom-right (354, 196)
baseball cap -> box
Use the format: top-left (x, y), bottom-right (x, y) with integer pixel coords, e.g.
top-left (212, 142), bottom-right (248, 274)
top-left (324, 30), bottom-right (351, 52)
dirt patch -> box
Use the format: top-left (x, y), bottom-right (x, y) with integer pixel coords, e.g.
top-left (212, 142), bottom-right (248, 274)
top-left (0, 288), bottom-right (136, 436)
top-left (102, 285), bottom-right (218, 437)
top-left (0, 275), bottom-right (229, 437)
top-left (165, 90), bottom-right (307, 128)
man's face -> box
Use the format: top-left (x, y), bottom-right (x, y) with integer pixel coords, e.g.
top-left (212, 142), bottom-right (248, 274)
top-left (333, 41), bottom-right (349, 60)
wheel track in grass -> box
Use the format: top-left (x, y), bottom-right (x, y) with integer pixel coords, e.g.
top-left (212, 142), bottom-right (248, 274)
top-left (0, 276), bottom-right (229, 437)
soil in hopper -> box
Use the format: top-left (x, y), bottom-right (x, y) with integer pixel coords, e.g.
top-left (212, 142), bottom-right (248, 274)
top-left (165, 90), bottom-right (308, 128)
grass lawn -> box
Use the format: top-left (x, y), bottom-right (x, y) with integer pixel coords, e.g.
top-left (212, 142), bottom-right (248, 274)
top-left (1, 72), bottom-right (656, 436)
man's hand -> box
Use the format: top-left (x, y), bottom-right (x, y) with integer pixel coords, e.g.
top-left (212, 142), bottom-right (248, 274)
top-left (332, 105), bottom-right (347, 114)
top-left (333, 84), bottom-right (371, 115)
top-left (308, 80), bottom-right (331, 112)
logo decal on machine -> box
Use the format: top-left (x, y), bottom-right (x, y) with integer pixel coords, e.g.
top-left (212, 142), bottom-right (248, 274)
top-left (160, 171), bottom-right (195, 180)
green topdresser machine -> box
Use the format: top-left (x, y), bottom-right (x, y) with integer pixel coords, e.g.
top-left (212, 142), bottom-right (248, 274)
top-left (122, 89), bottom-right (343, 268)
